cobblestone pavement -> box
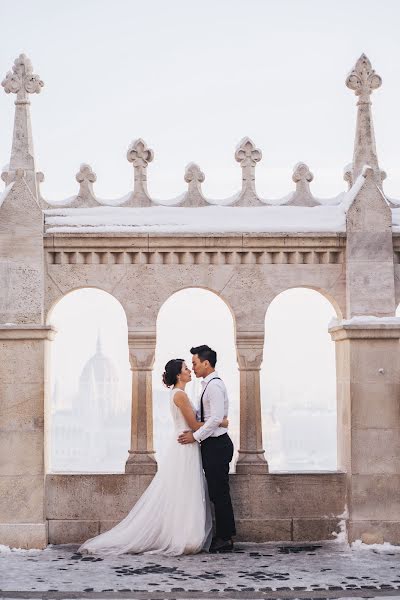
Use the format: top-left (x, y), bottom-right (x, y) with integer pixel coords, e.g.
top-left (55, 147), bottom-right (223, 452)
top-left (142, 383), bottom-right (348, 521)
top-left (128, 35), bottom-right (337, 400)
top-left (1, 542), bottom-right (400, 599)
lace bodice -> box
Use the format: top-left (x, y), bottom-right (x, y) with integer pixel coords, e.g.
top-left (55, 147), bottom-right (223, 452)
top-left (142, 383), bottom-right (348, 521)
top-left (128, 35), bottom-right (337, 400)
top-left (170, 388), bottom-right (197, 432)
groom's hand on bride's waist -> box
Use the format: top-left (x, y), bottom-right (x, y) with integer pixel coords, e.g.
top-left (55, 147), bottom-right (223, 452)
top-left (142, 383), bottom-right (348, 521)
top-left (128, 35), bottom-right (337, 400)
top-left (178, 431), bottom-right (196, 444)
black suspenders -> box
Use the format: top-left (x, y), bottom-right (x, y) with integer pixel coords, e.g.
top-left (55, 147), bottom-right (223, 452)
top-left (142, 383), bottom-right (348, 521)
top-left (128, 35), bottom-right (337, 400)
top-left (200, 377), bottom-right (221, 422)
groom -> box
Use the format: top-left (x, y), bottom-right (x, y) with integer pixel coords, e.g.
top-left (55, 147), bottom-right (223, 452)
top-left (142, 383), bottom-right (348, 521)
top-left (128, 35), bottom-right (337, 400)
top-left (178, 344), bottom-right (236, 553)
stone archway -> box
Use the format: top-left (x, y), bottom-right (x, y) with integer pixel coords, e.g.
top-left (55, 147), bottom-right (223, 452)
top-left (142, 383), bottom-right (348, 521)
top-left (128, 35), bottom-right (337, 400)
top-left (152, 287), bottom-right (240, 467)
top-left (261, 287), bottom-right (337, 471)
top-left (47, 287), bottom-right (131, 473)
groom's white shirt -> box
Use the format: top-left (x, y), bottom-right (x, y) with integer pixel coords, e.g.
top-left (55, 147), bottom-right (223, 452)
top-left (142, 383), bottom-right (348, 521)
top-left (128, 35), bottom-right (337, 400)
top-left (193, 371), bottom-right (229, 443)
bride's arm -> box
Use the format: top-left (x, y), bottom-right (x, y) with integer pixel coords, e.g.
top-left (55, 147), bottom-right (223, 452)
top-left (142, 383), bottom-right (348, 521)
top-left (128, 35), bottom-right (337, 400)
top-left (174, 392), bottom-right (228, 430)
top-left (173, 391), bottom-right (203, 431)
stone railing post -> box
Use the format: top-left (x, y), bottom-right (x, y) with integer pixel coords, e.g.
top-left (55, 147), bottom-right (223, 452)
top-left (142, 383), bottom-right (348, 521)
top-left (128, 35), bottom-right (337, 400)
top-left (125, 330), bottom-right (157, 475)
top-left (235, 331), bottom-right (268, 474)
top-left (330, 320), bottom-right (400, 544)
top-left (0, 325), bottom-right (55, 549)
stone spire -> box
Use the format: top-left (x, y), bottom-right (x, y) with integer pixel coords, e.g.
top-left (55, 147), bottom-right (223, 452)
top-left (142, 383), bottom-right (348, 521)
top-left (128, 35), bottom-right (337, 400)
top-left (346, 54), bottom-right (382, 185)
top-left (1, 54), bottom-right (44, 197)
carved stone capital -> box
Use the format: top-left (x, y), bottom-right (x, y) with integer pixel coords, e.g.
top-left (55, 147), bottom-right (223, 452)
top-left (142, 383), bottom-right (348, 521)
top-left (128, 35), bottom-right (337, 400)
top-left (346, 54), bottom-right (381, 105)
top-left (2, 54), bottom-right (44, 102)
top-left (128, 330), bottom-right (156, 370)
top-left (236, 331), bottom-right (264, 370)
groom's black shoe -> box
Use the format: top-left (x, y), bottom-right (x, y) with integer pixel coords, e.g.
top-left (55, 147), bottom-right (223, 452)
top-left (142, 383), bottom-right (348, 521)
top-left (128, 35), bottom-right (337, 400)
top-left (209, 537), bottom-right (234, 553)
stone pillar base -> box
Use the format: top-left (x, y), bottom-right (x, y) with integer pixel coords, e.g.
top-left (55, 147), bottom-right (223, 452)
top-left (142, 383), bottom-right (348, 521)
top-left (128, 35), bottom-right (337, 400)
top-left (0, 522), bottom-right (48, 549)
top-left (348, 520), bottom-right (400, 545)
top-left (235, 451), bottom-right (269, 474)
top-left (125, 451), bottom-right (157, 475)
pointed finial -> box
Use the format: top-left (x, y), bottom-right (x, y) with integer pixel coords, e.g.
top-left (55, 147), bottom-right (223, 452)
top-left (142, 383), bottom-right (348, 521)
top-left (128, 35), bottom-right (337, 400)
top-left (2, 55), bottom-right (43, 197)
top-left (76, 163), bottom-right (97, 196)
top-left (127, 138), bottom-right (154, 169)
top-left (232, 137), bottom-right (264, 206)
top-left (184, 162), bottom-right (205, 184)
top-left (126, 138), bottom-right (154, 202)
top-left (179, 162), bottom-right (208, 207)
top-left (346, 54), bottom-right (381, 104)
top-left (2, 54), bottom-right (44, 102)
top-left (284, 162), bottom-right (319, 206)
top-left (292, 162), bottom-right (313, 186)
top-left (235, 137), bottom-right (262, 168)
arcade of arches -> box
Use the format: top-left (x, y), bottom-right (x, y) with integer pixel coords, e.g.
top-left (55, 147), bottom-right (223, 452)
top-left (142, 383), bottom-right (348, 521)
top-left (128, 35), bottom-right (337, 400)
top-left (1, 52), bottom-right (400, 549)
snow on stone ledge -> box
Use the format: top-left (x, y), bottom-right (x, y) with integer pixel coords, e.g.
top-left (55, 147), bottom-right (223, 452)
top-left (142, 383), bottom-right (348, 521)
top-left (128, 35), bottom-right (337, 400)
top-left (44, 205), bottom-right (347, 234)
top-left (329, 316), bottom-right (400, 328)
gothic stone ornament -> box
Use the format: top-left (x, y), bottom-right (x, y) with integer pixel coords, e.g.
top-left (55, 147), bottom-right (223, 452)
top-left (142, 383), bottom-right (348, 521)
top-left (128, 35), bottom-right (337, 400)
top-left (2, 54), bottom-right (44, 101)
top-left (346, 54), bottom-right (382, 104)
top-left (179, 162), bottom-right (209, 207)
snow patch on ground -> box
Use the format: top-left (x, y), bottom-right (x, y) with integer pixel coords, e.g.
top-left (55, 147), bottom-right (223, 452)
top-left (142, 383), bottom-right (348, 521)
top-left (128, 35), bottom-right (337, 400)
top-left (0, 544), bottom-right (42, 554)
top-left (351, 539), bottom-right (400, 552)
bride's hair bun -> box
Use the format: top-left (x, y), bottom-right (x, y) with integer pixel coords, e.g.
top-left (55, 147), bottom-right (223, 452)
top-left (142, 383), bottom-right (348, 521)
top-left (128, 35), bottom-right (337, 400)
top-left (162, 358), bottom-right (184, 388)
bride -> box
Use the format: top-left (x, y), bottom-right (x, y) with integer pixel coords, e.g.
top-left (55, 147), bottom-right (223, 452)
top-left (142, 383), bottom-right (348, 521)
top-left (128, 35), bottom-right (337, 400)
top-left (78, 358), bottom-right (228, 556)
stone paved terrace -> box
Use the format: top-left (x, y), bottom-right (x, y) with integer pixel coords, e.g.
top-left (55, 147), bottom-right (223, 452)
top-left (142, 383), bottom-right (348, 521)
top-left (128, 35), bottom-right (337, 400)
top-left (2, 542), bottom-right (400, 600)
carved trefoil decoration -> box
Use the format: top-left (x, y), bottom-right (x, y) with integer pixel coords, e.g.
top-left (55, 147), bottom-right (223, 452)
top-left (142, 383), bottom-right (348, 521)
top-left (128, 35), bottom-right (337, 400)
top-left (179, 162), bottom-right (209, 207)
top-left (284, 162), bottom-right (320, 206)
top-left (123, 138), bottom-right (155, 207)
top-left (231, 137), bottom-right (264, 206)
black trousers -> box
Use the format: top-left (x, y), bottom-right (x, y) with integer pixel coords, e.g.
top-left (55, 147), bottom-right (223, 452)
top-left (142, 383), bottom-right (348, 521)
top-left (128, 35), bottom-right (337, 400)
top-left (200, 433), bottom-right (236, 540)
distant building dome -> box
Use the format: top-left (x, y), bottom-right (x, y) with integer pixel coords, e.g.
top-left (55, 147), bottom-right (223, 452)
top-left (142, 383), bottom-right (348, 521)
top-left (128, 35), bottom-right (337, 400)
top-left (78, 333), bottom-right (120, 417)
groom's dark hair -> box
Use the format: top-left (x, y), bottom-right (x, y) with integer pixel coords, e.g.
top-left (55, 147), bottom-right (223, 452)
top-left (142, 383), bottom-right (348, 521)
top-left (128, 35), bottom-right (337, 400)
top-left (190, 345), bottom-right (217, 368)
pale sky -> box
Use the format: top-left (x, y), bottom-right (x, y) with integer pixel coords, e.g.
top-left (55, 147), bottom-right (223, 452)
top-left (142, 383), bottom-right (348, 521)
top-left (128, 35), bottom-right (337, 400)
top-left (0, 0), bottom-right (399, 201)
top-left (4, 0), bottom-right (399, 471)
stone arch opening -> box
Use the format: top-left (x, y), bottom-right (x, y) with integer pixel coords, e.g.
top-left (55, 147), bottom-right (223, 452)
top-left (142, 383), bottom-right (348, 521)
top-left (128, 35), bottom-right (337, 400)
top-left (47, 287), bottom-right (131, 473)
top-left (261, 287), bottom-right (337, 471)
top-left (152, 287), bottom-right (239, 468)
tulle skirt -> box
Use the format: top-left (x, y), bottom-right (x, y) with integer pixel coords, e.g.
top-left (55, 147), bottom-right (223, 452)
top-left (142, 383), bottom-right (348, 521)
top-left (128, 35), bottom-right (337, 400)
top-left (78, 434), bottom-right (212, 556)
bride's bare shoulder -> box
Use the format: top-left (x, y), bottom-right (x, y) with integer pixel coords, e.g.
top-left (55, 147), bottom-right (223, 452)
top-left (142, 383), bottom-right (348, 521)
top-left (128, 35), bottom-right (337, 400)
top-left (173, 390), bottom-right (189, 406)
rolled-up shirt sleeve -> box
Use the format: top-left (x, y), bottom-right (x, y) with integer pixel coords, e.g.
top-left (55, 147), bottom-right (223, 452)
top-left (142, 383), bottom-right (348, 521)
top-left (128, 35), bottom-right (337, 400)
top-left (193, 383), bottom-right (225, 443)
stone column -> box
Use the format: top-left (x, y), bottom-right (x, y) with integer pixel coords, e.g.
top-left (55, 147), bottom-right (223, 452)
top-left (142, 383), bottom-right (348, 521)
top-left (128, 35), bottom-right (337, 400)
top-left (0, 325), bottom-right (55, 549)
top-left (235, 331), bottom-right (268, 474)
top-left (125, 330), bottom-right (157, 475)
top-left (330, 321), bottom-right (400, 544)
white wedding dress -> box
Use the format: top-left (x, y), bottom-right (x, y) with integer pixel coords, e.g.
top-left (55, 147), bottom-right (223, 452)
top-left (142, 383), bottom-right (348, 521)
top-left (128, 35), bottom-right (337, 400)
top-left (78, 388), bottom-right (212, 556)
